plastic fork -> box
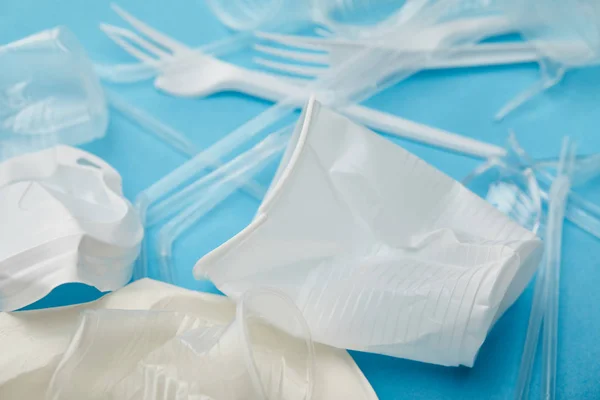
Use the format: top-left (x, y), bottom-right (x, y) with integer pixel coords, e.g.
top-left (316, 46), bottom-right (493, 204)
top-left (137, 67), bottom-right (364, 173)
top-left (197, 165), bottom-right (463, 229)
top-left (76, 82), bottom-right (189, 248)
top-left (101, 7), bottom-right (506, 160)
top-left (496, 1), bottom-right (600, 120)
top-left (253, 31), bottom-right (541, 78)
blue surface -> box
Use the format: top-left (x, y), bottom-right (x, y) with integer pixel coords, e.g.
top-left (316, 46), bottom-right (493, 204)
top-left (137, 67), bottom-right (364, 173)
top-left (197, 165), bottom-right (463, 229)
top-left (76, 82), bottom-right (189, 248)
top-left (3, 1), bottom-right (600, 399)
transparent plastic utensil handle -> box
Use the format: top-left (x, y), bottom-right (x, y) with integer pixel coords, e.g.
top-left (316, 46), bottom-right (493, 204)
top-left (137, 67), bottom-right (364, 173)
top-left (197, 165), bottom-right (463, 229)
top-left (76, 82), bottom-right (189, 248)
top-left (155, 128), bottom-right (290, 283)
top-left (106, 90), bottom-right (199, 157)
top-left (541, 139), bottom-right (575, 400)
top-left (514, 138), bottom-right (575, 400)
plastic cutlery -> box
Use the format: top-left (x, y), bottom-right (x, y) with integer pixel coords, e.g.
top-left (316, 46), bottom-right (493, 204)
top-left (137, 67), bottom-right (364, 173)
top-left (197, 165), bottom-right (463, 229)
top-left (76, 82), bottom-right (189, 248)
top-left (101, 8), bottom-right (507, 159)
top-left (253, 31), bottom-right (540, 77)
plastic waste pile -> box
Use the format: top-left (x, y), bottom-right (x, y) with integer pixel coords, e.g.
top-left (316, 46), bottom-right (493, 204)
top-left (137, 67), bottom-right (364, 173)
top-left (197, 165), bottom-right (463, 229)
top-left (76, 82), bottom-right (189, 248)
top-left (1, 1), bottom-right (598, 399)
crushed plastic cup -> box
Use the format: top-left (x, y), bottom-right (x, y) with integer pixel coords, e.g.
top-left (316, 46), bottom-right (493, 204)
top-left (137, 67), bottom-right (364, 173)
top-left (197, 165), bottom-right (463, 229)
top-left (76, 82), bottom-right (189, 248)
top-left (0, 27), bottom-right (108, 161)
top-left (503, 0), bottom-right (600, 66)
top-left (1, 279), bottom-right (377, 400)
top-left (0, 145), bottom-right (143, 311)
top-left (47, 288), bottom-right (315, 400)
top-left (194, 99), bottom-right (543, 367)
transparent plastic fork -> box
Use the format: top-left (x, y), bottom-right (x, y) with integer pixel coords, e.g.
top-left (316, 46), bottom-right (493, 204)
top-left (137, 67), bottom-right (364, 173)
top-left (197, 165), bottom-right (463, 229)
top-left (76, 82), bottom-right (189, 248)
top-left (253, 31), bottom-right (541, 77)
top-left (131, 2), bottom-right (533, 282)
top-left (99, 8), bottom-right (506, 160)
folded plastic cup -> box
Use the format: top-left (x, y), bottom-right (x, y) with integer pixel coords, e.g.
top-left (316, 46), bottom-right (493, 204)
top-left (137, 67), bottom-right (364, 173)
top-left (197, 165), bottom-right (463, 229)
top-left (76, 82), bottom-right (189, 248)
top-left (0, 27), bottom-right (108, 160)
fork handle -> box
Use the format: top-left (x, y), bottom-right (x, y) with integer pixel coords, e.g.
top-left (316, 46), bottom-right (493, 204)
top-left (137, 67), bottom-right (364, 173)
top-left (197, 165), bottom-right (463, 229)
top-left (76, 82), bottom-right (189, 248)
top-left (232, 67), bottom-right (308, 103)
top-left (340, 104), bottom-right (506, 159)
top-left (233, 70), bottom-right (505, 159)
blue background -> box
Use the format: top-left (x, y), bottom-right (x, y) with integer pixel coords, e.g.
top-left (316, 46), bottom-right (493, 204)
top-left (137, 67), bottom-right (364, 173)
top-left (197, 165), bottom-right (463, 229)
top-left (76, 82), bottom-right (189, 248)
top-left (2, 1), bottom-right (599, 399)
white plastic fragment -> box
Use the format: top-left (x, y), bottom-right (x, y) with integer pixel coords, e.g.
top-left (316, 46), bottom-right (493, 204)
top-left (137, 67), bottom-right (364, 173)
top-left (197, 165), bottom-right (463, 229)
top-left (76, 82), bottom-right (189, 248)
top-left (195, 99), bottom-right (543, 367)
top-left (514, 138), bottom-right (576, 399)
top-left (0, 145), bottom-right (143, 311)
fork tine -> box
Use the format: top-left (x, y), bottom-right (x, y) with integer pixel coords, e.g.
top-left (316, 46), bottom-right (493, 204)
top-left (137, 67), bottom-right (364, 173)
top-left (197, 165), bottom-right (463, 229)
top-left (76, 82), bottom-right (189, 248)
top-left (253, 44), bottom-right (329, 65)
top-left (255, 31), bottom-right (335, 52)
top-left (100, 24), bottom-right (159, 64)
top-left (111, 3), bottom-right (190, 54)
top-left (253, 57), bottom-right (325, 78)
top-left (100, 23), bottom-right (173, 61)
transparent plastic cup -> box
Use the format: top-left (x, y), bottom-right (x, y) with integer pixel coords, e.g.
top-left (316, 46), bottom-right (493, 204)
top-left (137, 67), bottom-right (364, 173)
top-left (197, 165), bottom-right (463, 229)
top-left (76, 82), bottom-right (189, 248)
top-left (0, 27), bottom-right (108, 160)
top-left (47, 289), bottom-right (315, 400)
top-left (206, 0), bottom-right (312, 31)
top-left (205, 0), bottom-right (420, 35)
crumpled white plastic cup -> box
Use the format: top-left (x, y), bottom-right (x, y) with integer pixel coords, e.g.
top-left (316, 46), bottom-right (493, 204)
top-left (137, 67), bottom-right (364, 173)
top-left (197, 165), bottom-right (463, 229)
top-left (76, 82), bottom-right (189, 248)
top-left (0, 145), bottom-right (143, 311)
top-left (195, 99), bottom-right (543, 367)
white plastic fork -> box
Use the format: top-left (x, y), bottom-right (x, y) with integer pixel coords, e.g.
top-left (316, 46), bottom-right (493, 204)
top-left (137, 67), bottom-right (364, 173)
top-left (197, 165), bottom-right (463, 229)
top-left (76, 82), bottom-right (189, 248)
top-left (253, 31), bottom-right (541, 77)
top-left (101, 7), bottom-right (506, 160)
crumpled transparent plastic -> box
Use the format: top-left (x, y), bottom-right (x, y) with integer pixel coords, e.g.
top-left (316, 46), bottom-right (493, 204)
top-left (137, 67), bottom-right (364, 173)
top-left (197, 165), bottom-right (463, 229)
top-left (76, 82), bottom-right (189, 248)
top-left (195, 99), bottom-right (543, 367)
top-left (0, 27), bottom-right (108, 161)
top-left (0, 146), bottom-right (143, 311)
top-left (0, 279), bottom-right (377, 400)
top-left (504, 0), bottom-right (600, 66)
top-left (497, 0), bottom-right (600, 119)
top-left (47, 288), bottom-right (315, 400)
top-left (464, 134), bottom-right (600, 240)
top-left (463, 135), bottom-right (543, 234)
top-left (206, 0), bottom-right (427, 37)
